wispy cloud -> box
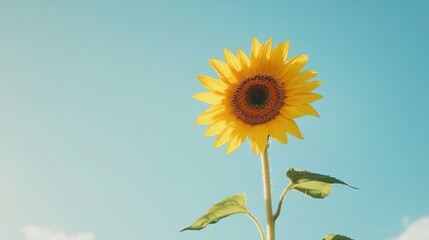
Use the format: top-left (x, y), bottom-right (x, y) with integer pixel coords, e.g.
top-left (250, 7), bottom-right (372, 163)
top-left (393, 216), bottom-right (429, 240)
top-left (402, 215), bottom-right (410, 226)
top-left (22, 225), bottom-right (94, 240)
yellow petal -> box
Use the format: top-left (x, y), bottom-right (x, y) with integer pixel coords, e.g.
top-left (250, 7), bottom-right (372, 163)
top-left (209, 59), bottom-right (232, 80)
top-left (227, 123), bottom-right (251, 154)
top-left (237, 49), bottom-right (251, 77)
top-left (259, 38), bottom-right (272, 72)
top-left (224, 48), bottom-right (242, 73)
top-left (262, 38), bottom-right (273, 59)
top-left (249, 124), bottom-right (268, 155)
top-left (251, 37), bottom-right (262, 61)
top-left (276, 40), bottom-right (290, 62)
top-left (193, 92), bottom-right (224, 105)
top-left (197, 75), bottom-right (227, 92)
top-left (237, 49), bottom-right (250, 68)
top-left (195, 104), bottom-right (226, 124)
top-left (281, 104), bottom-right (320, 118)
top-left (214, 122), bottom-right (235, 148)
top-left (283, 118), bottom-right (303, 139)
top-left (278, 55), bottom-right (309, 81)
top-left (301, 104), bottom-right (320, 117)
top-left (286, 93), bottom-right (323, 105)
top-left (205, 120), bottom-right (228, 136)
top-left (287, 81), bottom-right (323, 95)
top-left (249, 135), bottom-right (259, 155)
top-left (267, 118), bottom-right (288, 144)
top-left (286, 70), bottom-right (318, 87)
top-left (226, 120), bottom-right (244, 154)
top-left (280, 105), bottom-right (305, 118)
top-left (256, 124), bottom-right (269, 154)
top-left (271, 40), bottom-right (290, 74)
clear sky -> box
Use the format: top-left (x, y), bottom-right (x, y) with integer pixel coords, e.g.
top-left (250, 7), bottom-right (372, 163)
top-left (1, 1), bottom-right (428, 240)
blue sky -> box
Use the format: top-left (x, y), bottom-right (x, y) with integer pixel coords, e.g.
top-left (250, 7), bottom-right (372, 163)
top-left (1, 1), bottom-right (428, 240)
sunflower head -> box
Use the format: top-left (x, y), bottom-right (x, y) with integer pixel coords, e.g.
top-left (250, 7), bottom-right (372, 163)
top-left (194, 37), bottom-right (322, 155)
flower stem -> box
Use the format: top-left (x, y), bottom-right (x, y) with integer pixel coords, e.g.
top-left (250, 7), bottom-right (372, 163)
top-left (261, 141), bottom-right (275, 240)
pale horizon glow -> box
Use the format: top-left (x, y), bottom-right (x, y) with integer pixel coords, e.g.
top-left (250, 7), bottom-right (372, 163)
top-left (22, 226), bottom-right (93, 240)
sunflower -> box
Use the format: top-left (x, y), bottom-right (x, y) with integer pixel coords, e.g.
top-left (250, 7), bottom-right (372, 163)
top-left (193, 37), bottom-right (322, 155)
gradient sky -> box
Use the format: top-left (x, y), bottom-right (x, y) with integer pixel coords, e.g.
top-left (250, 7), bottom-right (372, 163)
top-left (1, 1), bottom-right (428, 240)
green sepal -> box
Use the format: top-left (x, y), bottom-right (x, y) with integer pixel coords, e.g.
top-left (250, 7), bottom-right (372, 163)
top-left (286, 168), bottom-right (357, 199)
top-left (181, 193), bottom-right (248, 231)
top-left (323, 234), bottom-right (353, 240)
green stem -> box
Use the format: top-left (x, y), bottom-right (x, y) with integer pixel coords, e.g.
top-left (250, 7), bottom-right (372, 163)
top-left (246, 212), bottom-right (266, 240)
top-left (273, 183), bottom-right (293, 220)
top-left (261, 141), bottom-right (275, 240)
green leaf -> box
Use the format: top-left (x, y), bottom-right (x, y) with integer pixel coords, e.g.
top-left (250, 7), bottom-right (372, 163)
top-left (181, 193), bottom-right (248, 231)
top-left (292, 181), bottom-right (333, 198)
top-left (286, 168), bottom-right (357, 199)
top-left (323, 234), bottom-right (353, 240)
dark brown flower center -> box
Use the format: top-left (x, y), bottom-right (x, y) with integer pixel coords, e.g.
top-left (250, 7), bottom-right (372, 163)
top-left (231, 74), bottom-right (285, 125)
top-left (246, 85), bottom-right (269, 107)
